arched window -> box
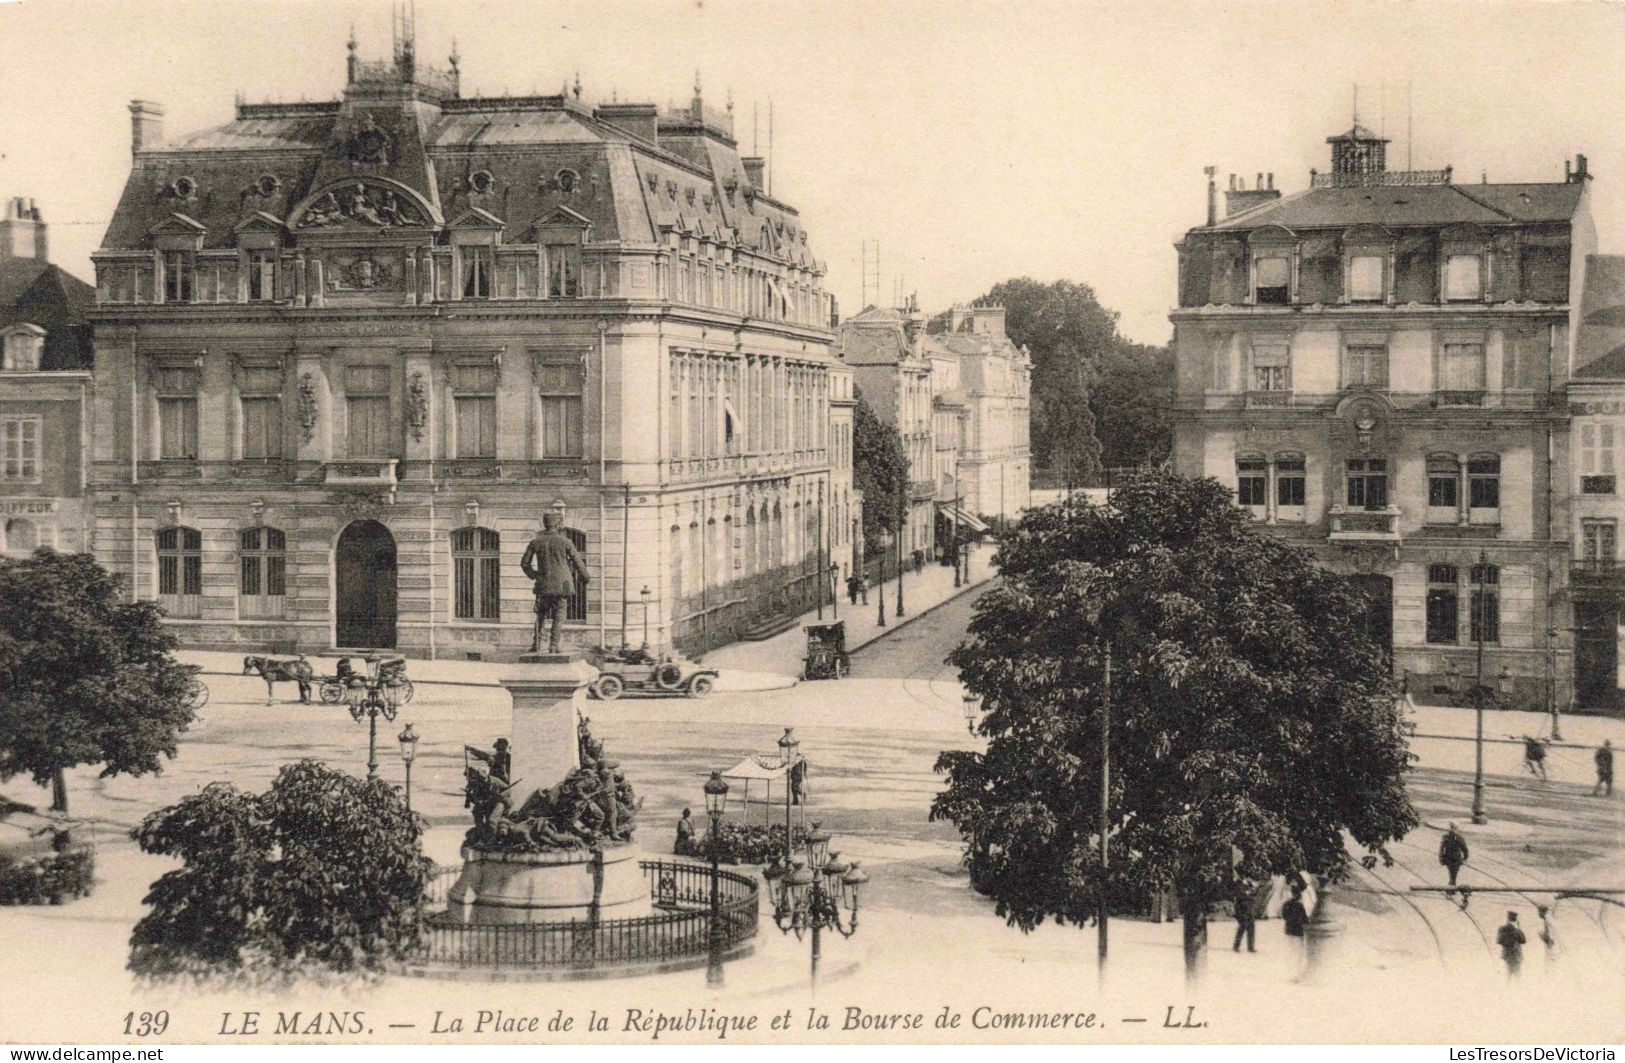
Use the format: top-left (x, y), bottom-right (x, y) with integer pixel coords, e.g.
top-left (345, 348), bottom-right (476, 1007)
top-left (156, 526), bottom-right (202, 618)
top-left (239, 526), bottom-right (286, 618)
top-left (564, 527), bottom-right (589, 622)
top-left (451, 526), bottom-right (501, 621)
top-left (1426, 563), bottom-right (1459, 645)
top-left (1470, 562), bottom-right (1500, 644)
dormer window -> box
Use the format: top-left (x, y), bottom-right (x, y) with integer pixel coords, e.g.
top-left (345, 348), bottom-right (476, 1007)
top-left (162, 250), bottom-right (194, 303)
top-left (246, 249), bottom-right (277, 302)
top-left (1254, 255), bottom-right (1290, 304)
top-left (461, 246), bottom-right (492, 299)
top-left (2, 326), bottom-right (45, 371)
top-left (547, 242), bottom-right (580, 298)
top-left (1445, 253), bottom-right (1484, 301)
top-left (1348, 254), bottom-right (1385, 301)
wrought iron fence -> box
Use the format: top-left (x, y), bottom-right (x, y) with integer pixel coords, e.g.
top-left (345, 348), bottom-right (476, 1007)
top-left (413, 859), bottom-right (759, 971)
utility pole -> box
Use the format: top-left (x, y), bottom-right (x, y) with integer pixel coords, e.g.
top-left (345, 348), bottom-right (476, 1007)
top-left (1099, 637), bottom-right (1112, 981)
top-left (1472, 549), bottom-right (1488, 825)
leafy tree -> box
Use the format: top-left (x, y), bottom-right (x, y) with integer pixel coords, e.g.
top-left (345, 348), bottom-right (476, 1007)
top-left (1092, 341), bottom-right (1174, 472)
top-left (932, 472), bottom-right (1415, 981)
top-left (852, 386), bottom-right (908, 549)
top-left (0, 550), bottom-right (197, 814)
top-left (130, 759), bottom-right (431, 984)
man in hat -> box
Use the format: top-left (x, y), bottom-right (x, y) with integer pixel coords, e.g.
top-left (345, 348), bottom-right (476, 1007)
top-left (1497, 911), bottom-right (1526, 978)
top-left (1596, 739), bottom-right (1614, 797)
top-left (1439, 822), bottom-right (1469, 891)
top-left (521, 511), bottom-right (590, 654)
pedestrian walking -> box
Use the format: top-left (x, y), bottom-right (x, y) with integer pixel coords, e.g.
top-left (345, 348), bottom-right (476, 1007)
top-left (1536, 904), bottom-right (1556, 969)
top-left (1439, 823), bottom-right (1469, 889)
top-left (846, 574), bottom-right (861, 606)
top-left (1522, 735), bottom-right (1548, 780)
top-left (1232, 878), bottom-right (1257, 953)
top-left (1281, 881), bottom-right (1309, 976)
top-left (1596, 740), bottom-right (1614, 797)
top-left (1497, 910), bottom-right (1526, 979)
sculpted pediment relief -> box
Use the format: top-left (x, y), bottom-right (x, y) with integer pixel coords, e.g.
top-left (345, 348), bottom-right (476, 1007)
top-left (147, 212), bottom-right (208, 237)
top-left (447, 206), bottom-right (506, 230)
top-left (292, 180), bottom-right (431, 231)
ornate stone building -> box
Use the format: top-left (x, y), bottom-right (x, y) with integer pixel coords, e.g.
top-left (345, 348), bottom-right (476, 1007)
top-left (88, 31), bottom-right (836, 659)
top-left (1170, 123), bottom-right (1593, 711)
top-left (0, 198), bottom-right (95, 558)
top-left (923, 304), bottom-right (1031, 524)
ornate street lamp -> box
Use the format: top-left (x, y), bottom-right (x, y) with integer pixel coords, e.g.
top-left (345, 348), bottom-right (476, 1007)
top-left (875, 529), bottom-right (893, 627)
top-left (829, 562), bottom-right (841, 620)
top-left (777, 727), bottom-right (800, 851)
top-left (344, 671), bottom-right (405, 779)
top-left (763, 820), bottom-right (867, 986)
top-left (1444, 654), bottom-right (1512, 827)
top-left (397, 722), bottom-right (419, 811)
top-left (703, 770), bottom-right (730, 986)
top-left (962, 691), bottom-right (982, 735)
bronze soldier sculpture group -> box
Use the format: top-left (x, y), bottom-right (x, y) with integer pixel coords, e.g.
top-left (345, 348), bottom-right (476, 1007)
top-left (462, 717), bottom-right (640, 853)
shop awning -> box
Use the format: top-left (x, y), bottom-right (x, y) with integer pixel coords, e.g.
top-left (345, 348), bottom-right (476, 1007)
top-left (936, 503), bottom-right (989, 533)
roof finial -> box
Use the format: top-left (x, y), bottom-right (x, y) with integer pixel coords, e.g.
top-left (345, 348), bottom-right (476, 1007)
top-left (1352, 83), bottom-right (1360, 126)
top-left (573, 70), bottom-right (583, 99)
top-left (449, 37), bottom-right (460, 69)
top-left (347, 22), bottom-right (357, 52)
top-left (726, 87), bottom-right (734, 114)
top-left (694, 69), bottom-right (703, 98)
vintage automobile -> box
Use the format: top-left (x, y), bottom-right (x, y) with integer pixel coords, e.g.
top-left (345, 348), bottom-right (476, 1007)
top-left (586, 646), bottom-right (717, 700)
top-left (801, 620), bottom-right (850, 680)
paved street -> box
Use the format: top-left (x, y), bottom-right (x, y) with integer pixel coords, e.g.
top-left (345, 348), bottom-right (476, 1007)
top-left (3, 586), bottom-right (1625, 1042)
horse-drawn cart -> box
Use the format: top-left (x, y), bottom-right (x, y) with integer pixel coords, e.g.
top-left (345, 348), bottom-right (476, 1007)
top-left (318, 655), bottom-right (415, 704)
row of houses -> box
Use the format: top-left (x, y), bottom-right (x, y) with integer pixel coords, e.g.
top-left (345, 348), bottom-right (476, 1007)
top-left (1170, 121), bottom-right (1625, 713)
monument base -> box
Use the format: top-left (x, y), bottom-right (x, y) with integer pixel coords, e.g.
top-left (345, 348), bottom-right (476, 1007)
top-left (516, 651), bottom-right (576, 665)
top-left (446, 842), bottom-right (649, 925)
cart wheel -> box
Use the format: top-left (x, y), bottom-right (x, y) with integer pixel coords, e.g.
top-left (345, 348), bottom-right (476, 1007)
top-left (689, 675), bottom-right (715, 698)
top-left (186, 680), bottom-right (209, 711)
top-left (593, 674), bottom-right (624, 701)
top-left (320, 681), bottom-right (343, 705)
top-left (654, 662), bottom-right (684, 690)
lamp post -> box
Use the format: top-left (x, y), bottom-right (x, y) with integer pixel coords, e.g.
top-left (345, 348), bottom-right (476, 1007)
top-left (397, 722), bottom-right (419, 812)
top-left (895, 487), bottom-right (906, 619)
top-left (1445, 647), bottom-right (1510, 828)
top-left (953, 458), bottom-right (963, 588)
top-left (875, 529), bottom-right (892, 627)
top-left (639, 584), bottom-right (652, 648)
top-left (854, 519), bottom-right (867, 605)
top-left (829, 562), bottom-right (841, 620)
top-left (777, 727), bottom-right (800, 849)
top-left (762, 820), bottom-right (868, 987)
top-left (703, 770), bottom-right (730, 987)
top-left (962, 691), bottom-right (981, 735)
top-left (343, 671), bottom-right (405, 779)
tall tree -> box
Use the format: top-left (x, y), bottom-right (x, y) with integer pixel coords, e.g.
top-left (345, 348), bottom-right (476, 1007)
top-left (852, 386), bottom-right (908, 550)
top-left (130, 760), bottom-right (431, 984)
top-left (1092, 340), bottom-right (1174, 472)
top-left (0, 550), bottom-right (197, 814)
top-left (932, 472), bottom-right (1416, 981)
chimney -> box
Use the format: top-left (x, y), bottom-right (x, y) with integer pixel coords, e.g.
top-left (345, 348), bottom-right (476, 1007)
top-left (971, 304), bottom-right (1007, 338)
top-left (0, 197), bottom-right (47, 261)
top-left (741, 156), bottom-right (766, 189)
top-left (595, 102), bottom-right (659, 146)
top-left (129, 99), bottom-right (165, 157)
top-left (1204, 165), bottom-right (1217, 226)
top-left (1571, 154), bottom-right (1591, 183)
top-left (1224, 173), bottom-right (1281, 217)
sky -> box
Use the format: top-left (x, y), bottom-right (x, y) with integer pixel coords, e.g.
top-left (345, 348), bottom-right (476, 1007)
top-left (3, 0), bottom-right (1625, 345)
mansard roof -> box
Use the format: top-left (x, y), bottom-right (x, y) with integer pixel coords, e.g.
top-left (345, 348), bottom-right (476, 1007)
top-left (0, 258), bottom-right (93, 369)
top-left (1207, 181), bottom-right (1585, 234)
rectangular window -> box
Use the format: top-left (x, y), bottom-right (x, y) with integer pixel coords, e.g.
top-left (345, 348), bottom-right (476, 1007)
top-left (162, 252), bottom-right (194, 303)
top-left (1342, 345), bottom-right (1389, 390)
top-left (451, 527), bottom-right (501, 622)
top-left (1470, 564), bottom-right (1500, 644)
top-left (1468, 456), bottom-right (1501, 517)
top-left (452, 364), bottom-right (498, 459)
top-left (461, 246), bottom-right (492, 299)
top-left (1346, 458), bottom-right (1388, 509)
top-left (1427, 456), bottom-right (1459, 524)
top-left (1252, 345), bottom-right (1290, 391)
top-left (246, 250), bottom-right (277, 301)
top-left (1445, 253), bottom-right (1483, 301)
top-left (156, 526), bottom-right (203, 619)
top-left (537, 359), bottom-right (584, 458)
top-left (1236, 457), bottom-right (1266, 513)
top-left (156, 366), bottom-right (199, 460)
top-left (1584, 519), bottom-right (1618, 566)
top-left (238, 526), bottom-right (286, 619)
top-left (547, 243), bottom-right (580, 298)
top-left (1348, 254), bottom-right (1384, 301)
top-left (1581, 423), bottom-right (1617, 494)
top-left (1426, 564), bottom-right (1459, 645)
top-left (1276, 456), bottom-right (1306, 522)
top-left (345, 365), bottom-right (392, 459)
top-left (1254, 256), bottom-right (1290, 304)
top-left (0, 417), bottom-right (40, 481)
top-left (1439, 343), bottom-right (1486, 392)
top-left (239, 366), bottom-right (283, 460)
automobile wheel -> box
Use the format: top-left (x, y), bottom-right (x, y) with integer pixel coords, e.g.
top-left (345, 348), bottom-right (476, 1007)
top-left (654, 662), bottom-right (684, 690)
top-left (689, 675), bottom-right (715, 698)
top-left (594, 674), bottom-right (624, 701)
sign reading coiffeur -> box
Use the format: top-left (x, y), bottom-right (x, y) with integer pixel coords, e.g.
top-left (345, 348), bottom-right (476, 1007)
top-left (0, 498), bottom-right (57, 515)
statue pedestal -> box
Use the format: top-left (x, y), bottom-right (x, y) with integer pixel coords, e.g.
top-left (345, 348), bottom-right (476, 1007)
top-left (501, 657), bottom-right (597, 792)
top-left (446, 842), bottom-right (649, 925)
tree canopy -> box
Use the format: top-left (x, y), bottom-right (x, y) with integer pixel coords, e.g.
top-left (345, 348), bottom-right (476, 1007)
top-left (130, 759), bottom-right (432, 984)
top-left (852, 386), bottom-right (908, 548)
top-left (0, 550), bottom-right (197, 812)
top-left (931, 472), bottom-right (1415, 971)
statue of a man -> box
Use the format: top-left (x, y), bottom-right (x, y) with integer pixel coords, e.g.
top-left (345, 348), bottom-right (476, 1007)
top-left (520, 512), bottom-right (589, 654)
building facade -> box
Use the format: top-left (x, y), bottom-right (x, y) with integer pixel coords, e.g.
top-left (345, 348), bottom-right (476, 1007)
top-left (89, 32), bottom-right (836, 660)
top-left (924, 304), bottom-right (1031, 524)
top-left (0, 198), bottom-right (95, 558)
top-left (1169, 124), bottom-right (1592, 711)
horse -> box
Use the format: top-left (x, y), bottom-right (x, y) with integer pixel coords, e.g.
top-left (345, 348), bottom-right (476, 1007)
top-left (242, 655), bottom-right (314, 703)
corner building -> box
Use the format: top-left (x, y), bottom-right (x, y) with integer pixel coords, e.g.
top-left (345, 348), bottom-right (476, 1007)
top-left (1170, 124), bottom-right (1593, 711)
top-left (89, 36), bottom-right (836, 659)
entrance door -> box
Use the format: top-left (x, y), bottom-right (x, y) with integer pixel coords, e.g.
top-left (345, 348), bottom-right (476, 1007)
top-left (1349, 574), bottom-right (1394, 664)
top-left (335, 519), bottom-right (397, 648)
top-left (1575, 599), bottom-right (1619, 710)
